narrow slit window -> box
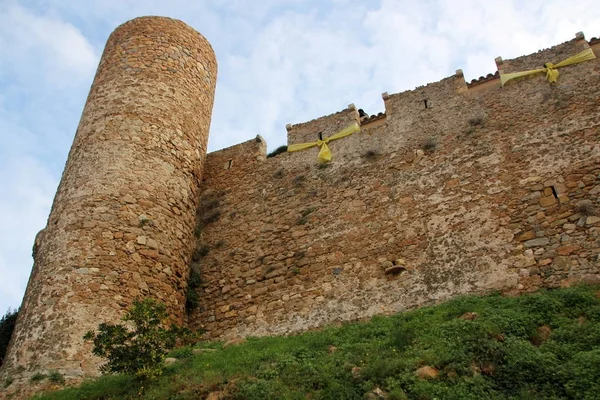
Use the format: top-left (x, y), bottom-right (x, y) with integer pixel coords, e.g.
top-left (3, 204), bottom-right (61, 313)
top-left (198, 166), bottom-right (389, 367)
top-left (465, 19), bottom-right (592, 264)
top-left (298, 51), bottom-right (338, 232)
top-left (423, 99), bottom-right (429, 109)
top-left (225, 159), bottom-right (233, 170)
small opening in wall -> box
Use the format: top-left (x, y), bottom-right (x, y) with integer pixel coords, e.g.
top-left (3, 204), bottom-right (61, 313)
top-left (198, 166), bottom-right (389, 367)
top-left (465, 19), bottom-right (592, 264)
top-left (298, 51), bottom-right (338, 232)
top-left (318, 132), bottom-right (323, 141)
top-left (423, 99), bottom-right (429, 109)
top-left (227, 159), bottom-right (233, 170)
top-left (551, 185), bottom-right (559, 199)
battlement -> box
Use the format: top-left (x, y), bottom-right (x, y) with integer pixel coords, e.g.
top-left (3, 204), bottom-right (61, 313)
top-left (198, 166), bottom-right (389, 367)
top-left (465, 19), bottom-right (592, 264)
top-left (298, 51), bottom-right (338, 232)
top-left (286, 105), bottom-right (360, 146)
top-left (212, 31), bottom-right (598, 171)
top-left (194, 30), bottom-right (600, 341)
top-left (206, 32), bottom-right (598, 178)
top-left (204, 135), bottom-right (266, 181)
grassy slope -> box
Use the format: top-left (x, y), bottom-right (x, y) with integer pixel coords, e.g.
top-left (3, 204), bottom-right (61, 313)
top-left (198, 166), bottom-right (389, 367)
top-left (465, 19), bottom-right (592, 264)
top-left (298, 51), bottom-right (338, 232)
top-left (33, 285), bottom-right (600, 400)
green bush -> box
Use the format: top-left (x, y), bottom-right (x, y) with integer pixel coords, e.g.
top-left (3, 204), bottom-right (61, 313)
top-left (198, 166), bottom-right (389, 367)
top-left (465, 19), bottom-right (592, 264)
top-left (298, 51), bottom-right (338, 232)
top-left (232, 378), bottom-right (293, 400)
top-left (35, 285), bottom-right (600, 400)
top-left (185, 269), bottom-right (202, 312)
top-left (0, 307), bottom-right (18, 366)
top-left (30, 372), bottom-right (47, 383)
top-left (48, 370), bottom-right (65, 384)
top-left (83, 298), bottom-right (177, 380)
top-left (562, 349), bottom-right (600, 399)
top-left (267, 145), bottom-right (288, 158)
top-left (185, 288), bottom-right (200, 312)
top-left (2, 376), bottom-right (13, 388)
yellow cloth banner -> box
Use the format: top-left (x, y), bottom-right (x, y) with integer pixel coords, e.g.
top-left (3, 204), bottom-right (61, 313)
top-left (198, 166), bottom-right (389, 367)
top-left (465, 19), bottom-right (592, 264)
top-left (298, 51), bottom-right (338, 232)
top-left (500, 48), bottom-right (596, 87)
top-left (287, 122), bottom-right (360, 163)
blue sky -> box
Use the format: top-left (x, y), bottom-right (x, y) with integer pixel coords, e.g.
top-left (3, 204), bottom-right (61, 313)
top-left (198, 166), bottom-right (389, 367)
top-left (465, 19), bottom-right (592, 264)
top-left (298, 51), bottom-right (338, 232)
top-left (0, 0), bottom-right (599, 313)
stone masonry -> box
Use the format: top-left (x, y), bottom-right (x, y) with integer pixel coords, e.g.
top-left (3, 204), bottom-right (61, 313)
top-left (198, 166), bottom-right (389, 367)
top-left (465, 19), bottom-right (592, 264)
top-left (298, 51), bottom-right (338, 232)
top-left (1, 16), bottom-right (216, 387)
top-left (1, 16), bottom-right (599, 398)
top-left (190, 34), bottom-right (600, 340)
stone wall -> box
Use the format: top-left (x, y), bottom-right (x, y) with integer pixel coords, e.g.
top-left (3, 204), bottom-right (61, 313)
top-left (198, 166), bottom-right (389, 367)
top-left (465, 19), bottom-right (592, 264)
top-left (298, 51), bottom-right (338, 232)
top-left (189, 34), bottom-right (600, 340)
top-left (1, 16), bottom-right (217, 384)
top-left (287, 106), bottom-right (360, 146)
top-left (2, 23), bottom-right (599, 399)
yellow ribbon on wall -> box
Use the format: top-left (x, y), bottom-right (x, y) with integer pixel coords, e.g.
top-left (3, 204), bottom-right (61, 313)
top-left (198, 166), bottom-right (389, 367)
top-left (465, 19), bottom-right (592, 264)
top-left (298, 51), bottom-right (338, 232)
top-left (500, 48), bottom-right (596, 87)
top-left (287, 122), bottom-right (360, 163)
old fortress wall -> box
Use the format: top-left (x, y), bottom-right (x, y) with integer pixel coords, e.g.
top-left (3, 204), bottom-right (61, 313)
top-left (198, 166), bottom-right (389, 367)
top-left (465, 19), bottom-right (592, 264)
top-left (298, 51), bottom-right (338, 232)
top-left (191, 34), bottom-right (600, 340)
top-left (1, 15), bottom-right (599, 391)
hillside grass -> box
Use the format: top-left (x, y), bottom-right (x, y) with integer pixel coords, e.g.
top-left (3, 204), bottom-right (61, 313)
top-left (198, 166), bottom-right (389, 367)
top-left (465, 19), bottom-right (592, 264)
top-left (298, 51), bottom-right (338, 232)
top-left (33, 285), bottom-right (600, 399)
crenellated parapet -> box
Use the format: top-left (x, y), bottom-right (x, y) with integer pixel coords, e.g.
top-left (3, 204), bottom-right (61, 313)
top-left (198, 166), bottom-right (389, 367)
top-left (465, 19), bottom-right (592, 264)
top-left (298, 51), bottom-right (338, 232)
top-left (265, 31), bottom-right (597, 166)
top-left (216, 30), bottom-right (597, 177)
top-left (286, 104), bottom-right (360, 146)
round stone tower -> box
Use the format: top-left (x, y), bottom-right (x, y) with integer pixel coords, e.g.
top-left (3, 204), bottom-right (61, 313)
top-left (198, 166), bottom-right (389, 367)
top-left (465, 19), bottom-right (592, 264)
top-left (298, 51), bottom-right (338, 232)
top-left (1, 16), bottom-right (217, 379)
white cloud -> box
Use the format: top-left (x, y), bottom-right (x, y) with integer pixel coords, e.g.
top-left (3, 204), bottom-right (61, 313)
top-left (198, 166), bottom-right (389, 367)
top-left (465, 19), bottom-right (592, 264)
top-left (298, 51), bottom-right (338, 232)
top-left (0, 3), bottom-right (98, 85)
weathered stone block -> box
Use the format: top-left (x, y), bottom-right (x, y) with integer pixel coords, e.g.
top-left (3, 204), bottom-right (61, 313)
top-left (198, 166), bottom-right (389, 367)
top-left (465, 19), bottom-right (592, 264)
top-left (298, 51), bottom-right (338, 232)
top-left (539, 196), bottom-right (557, 207)
top-left (524, 238), bottom-right (550, 248)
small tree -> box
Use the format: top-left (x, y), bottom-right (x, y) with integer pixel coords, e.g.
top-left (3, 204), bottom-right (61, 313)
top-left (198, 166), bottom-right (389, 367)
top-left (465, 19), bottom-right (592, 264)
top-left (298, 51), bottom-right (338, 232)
top-left (0, 308), bottom-right (19, 366)
top-left (83, 298), bottom-right (177, 380)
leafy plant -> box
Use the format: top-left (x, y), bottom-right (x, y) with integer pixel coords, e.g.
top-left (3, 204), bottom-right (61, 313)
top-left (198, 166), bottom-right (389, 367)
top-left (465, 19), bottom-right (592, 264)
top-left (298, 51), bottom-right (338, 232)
top-left (138, 217), bottom-right (153, 228)
top-left (30, 372), bottom-right (47, 383)
top-left (2, 376), bottom-right (13, 388)
top-left (48, 370), bottom-right (65, 384)
top-left (468, 116), bottom-right (484, 127)
top-left (167, 346), bottom-right (194, 360)
top-left (576, 200), bottom-right (597, 216)
top-left (83, 298), bottom-right (177, 380)
top-left (35, 285), bottom-right (600, 400)
top-left (362, 150), bottom-right (380, 160)
top-left (192, 245), bottom-right (209, 262)
top-left (421, 137), bottom-right (437, 152)
top-left (202, 211), bottom-right (221, 225)
top-left (267, 145), bottom-right (288, 158)
top-left (0, 307), bottom-right (18, 366)
top-left (194, 193), bottom-right (223, 237)
top-left (296, 207), bottom-right (316, 225)
top-left (186, 269), bottom-right (202, 312)
top-left (293, 175), bottom-right (305, 187)
top-left (193, 224), bottom-right (203, 237)
top-left (188, 269), bottom-right (202, 288)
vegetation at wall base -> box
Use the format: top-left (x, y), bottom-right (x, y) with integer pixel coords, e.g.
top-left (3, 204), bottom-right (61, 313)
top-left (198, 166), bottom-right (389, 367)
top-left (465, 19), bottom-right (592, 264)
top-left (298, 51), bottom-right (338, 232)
top-left (0, 307), bottom-right (18, 366)
top-left (82, 298), bottom-right (178, 380)
top-left (33, 285), bottom-right (600, 400)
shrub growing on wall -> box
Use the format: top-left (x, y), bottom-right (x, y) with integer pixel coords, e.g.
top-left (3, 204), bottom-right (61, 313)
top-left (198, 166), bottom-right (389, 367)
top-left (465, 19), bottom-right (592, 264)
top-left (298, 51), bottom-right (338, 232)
top-left (267, 145), bottom-right (288, 158)
top-left (186, 268), bottom-right (202, 312)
